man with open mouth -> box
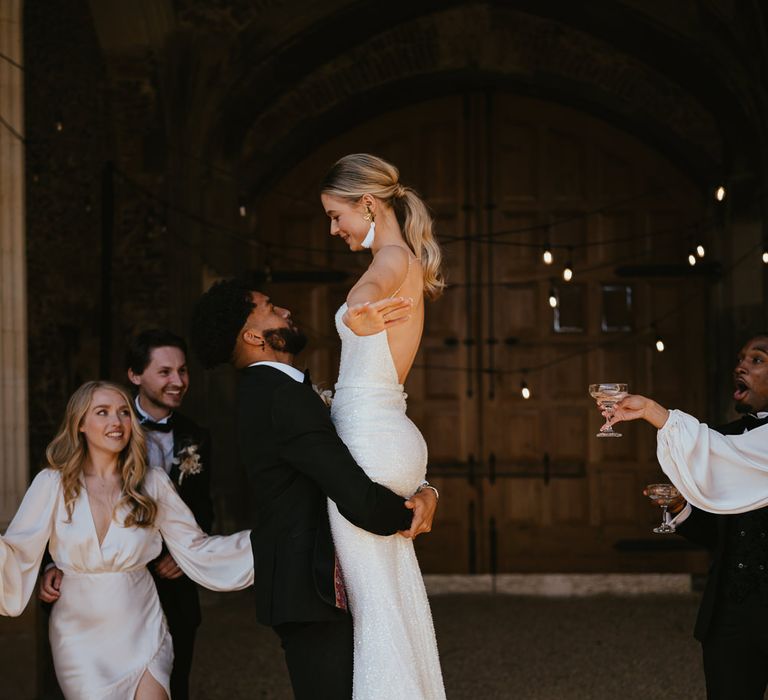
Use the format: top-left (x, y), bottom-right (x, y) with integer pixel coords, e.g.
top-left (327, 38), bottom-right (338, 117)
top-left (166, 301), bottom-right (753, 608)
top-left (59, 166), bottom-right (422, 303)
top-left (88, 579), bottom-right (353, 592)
top-left (663, 331), bottom-right (768, 700)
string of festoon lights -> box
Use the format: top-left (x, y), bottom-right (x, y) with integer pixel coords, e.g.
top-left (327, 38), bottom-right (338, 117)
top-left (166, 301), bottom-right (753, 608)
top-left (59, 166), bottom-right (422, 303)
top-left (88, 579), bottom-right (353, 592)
top-left (8, 103), bottom-right (754, 277)
top-left (5, 103), bottom-right (767, 397)
top-left (113, 165), bottom-right (765, 403)
top-left (510, 233), bottom-right (763, 401)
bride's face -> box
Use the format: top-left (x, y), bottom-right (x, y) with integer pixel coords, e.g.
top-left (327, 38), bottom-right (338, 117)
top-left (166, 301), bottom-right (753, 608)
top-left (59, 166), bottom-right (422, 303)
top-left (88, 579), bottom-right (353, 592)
top-left (321, 193), bottom-right (371, 251)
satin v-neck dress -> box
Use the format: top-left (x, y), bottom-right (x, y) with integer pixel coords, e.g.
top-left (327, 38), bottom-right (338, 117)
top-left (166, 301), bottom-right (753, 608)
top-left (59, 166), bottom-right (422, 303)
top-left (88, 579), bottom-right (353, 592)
top-left (328, 303), bottom-right (445, 700)
top-left (0, 467), bottom-right (253, 699)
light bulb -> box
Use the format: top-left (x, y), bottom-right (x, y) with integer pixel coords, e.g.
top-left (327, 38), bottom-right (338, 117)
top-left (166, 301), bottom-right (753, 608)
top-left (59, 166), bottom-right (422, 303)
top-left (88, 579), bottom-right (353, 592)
top-left (562, 265), bottom-right (573, 282)
top-left (715, 185), bottom-right (726, 202)
top-left (696, 244), bottom-right (705, 258)
top-left (542, 247), bottom-right (553, 265)
top-left (548, 289), bottom-right (558, 308)
top-left (655, 337), bottom-right (665, 352)
top-left (520, 381), bottom-right (531, 399)
top-left (763, 250), bottom-right (768, 264)
top-left (688, 252), bottom-right (697, 266)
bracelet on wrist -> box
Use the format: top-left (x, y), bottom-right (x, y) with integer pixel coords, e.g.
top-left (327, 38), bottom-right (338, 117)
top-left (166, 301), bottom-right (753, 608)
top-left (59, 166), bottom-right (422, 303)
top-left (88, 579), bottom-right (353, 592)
top-left (417, 481), bottom-right (439, 501)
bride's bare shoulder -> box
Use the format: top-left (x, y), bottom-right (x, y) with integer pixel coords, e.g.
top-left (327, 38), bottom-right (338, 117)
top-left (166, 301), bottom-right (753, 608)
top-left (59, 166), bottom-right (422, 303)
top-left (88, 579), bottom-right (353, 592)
top-left (372, 245), bottom-right (410, 268)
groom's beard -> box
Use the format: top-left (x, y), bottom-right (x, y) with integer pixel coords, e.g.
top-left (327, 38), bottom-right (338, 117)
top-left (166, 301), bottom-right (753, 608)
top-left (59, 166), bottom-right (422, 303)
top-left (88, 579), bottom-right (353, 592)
top-left (263, 325), bottom-right (308, 356)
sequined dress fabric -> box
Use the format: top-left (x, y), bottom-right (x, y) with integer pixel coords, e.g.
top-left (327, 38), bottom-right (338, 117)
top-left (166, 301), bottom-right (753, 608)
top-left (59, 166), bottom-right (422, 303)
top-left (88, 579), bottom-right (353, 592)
top-left (329, 303), bottom-right (445, 700)
top-left (0, 468), bottom-right (253, 699)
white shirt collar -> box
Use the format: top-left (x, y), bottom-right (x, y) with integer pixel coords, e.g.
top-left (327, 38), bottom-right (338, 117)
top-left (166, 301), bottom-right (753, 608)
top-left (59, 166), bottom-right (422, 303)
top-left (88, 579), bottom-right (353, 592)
top-left (134, 396), bottom-right (172, 424)
top-left (248, 361), bottom-right (305, 383)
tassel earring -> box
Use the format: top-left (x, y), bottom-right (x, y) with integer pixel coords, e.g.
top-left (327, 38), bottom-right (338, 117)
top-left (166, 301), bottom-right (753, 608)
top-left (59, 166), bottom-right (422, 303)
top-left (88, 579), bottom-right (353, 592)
top-left (361, 208), bottom-right (375, 249)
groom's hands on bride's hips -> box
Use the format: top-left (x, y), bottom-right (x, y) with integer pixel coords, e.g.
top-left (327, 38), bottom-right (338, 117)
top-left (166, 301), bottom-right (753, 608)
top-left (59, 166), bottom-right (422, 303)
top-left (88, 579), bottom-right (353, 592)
top-left (399, 488), bottom-right (438, 539)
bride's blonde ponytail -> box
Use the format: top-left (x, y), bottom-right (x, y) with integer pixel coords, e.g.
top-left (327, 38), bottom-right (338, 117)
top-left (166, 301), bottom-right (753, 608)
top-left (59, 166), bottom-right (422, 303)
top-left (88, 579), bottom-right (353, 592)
top-left (320, 154), bottom-right (445, 299)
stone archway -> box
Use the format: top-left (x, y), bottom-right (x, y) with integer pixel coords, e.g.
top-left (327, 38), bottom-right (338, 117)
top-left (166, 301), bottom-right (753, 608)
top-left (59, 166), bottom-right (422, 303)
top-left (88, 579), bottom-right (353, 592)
top-left (211, 4), bottom-right (724, 193)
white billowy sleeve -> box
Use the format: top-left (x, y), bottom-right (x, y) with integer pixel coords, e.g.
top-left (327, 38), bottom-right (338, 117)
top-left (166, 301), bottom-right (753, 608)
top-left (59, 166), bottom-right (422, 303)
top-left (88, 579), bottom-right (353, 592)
top-left (148, 468), bottom-right (254, 591)
top-left (656, 409), bottom-right (768, 514)
top-left (0, 469), bottom-right (60, 616)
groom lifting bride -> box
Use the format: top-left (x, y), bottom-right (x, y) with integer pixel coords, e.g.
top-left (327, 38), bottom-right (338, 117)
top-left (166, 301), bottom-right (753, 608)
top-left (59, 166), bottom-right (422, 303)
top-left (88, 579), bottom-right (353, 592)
top-left (190, 280), bottom-right (440, 699)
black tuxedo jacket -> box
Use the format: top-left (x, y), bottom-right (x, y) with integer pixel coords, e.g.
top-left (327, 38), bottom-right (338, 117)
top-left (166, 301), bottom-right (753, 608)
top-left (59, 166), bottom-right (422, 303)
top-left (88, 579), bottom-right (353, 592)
top-left (676, 415), bottom-right (768, 641)
top-left (237, 364), bottom-right (413, 627)
top-left (150, 410), bottom-right (214, 630)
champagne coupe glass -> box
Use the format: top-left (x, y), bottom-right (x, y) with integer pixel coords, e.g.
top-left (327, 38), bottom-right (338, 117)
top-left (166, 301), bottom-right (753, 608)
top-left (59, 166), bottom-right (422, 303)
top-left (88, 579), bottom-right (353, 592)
top-left (646, 483), bottom-right (681, 534)
top-left (588, 383), bottom-right (628, 438)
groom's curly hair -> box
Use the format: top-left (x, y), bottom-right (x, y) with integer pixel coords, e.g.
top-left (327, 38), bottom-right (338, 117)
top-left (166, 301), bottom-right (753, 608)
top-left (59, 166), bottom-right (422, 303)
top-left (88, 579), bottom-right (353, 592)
top-left (190, 278), bottom-right (255, 368)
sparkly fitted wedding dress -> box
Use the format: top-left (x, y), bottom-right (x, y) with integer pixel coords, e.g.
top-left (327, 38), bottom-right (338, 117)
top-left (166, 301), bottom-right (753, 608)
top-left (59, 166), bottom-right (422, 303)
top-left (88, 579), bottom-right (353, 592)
top-left (0, 467), bottom-right (253, 699)
top-left (328, 302), bottom-right (445, 700)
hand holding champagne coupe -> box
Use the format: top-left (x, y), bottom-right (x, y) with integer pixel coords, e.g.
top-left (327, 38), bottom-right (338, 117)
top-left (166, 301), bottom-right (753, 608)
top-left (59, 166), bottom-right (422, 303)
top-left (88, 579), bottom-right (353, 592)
top-left (646, 483), bottom-right (681, 534)
top-left (588, 383), bottom-right (628, 438)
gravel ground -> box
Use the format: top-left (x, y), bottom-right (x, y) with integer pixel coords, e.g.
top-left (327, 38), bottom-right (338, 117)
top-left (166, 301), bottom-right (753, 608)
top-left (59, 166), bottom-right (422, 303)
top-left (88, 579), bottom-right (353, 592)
top-left (190, 592), bottom-right (706, 699)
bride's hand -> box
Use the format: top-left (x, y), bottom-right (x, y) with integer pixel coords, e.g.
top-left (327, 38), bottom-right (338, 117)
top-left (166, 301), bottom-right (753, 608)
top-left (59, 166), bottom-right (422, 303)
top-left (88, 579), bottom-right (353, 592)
top-left (343, 297), bottom-right (413, 337)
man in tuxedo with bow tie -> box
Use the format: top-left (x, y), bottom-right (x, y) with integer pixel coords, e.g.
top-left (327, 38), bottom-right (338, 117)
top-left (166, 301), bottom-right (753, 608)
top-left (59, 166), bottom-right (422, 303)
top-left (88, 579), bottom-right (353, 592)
top-left (190, 280), bottom-right (438, 699)
top-left (126, 329), bottom-right (213, 700)
top-left (663, 332), bottom-right (768, 699)
top-left (39, 329), bottom-right (213, 699)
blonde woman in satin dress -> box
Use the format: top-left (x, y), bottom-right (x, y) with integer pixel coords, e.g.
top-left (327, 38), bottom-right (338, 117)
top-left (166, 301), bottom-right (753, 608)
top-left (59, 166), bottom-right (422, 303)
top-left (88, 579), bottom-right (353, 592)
top-left (320, 153), bottom-right (446, 699)
top-left (0, 381), bottom-right (254, 699)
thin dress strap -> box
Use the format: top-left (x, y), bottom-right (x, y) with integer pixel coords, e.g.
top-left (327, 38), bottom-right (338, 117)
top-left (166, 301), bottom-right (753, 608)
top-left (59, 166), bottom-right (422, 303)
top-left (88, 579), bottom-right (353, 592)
top-left (392, 254), bottom-right (415, 297)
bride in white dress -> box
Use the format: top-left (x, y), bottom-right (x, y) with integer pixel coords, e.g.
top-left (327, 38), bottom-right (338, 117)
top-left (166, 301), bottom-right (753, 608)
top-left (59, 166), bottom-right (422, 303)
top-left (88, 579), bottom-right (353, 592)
top-left (0, 381), bottom-right (253, 699)
top-left (320, 153), bottom-right (446, 699)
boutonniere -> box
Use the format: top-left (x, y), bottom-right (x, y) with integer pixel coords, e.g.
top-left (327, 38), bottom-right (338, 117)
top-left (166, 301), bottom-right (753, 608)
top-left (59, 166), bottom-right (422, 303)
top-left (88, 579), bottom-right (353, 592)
top-left (173, 443), bottom-right (203, 485)
top-left (312, 384), bottom-right (333, 409)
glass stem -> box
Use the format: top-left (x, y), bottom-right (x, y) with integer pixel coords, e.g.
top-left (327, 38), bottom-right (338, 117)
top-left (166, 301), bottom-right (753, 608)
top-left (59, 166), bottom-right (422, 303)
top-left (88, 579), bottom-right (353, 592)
top-left (604, 402), bottom-right (614, 431)
top-left (660, 505), bottom-right (668, 527)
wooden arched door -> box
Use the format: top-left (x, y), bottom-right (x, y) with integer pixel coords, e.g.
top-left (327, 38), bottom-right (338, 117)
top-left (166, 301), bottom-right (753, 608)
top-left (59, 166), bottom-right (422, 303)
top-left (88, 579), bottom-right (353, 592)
top-left (253, 93), bottom-right (710, 574)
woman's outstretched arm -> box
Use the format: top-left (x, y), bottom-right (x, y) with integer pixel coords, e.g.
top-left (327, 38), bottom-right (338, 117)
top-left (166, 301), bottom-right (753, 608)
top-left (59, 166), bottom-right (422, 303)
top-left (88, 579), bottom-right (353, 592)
top-left (0, 470), bottom-right (60, 616)
top-left (147, 468), bottom-right (254, 591)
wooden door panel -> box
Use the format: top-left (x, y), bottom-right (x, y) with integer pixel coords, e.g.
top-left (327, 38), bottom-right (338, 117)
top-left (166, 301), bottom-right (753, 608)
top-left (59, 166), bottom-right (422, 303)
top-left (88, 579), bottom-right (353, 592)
top-left (550, 479), bottom-right (591, 525)
top-left (255, 92), bottom-right (707, 574)
top-left (493, 284), bottom-right (539, 336)
top-left (546, 349), bottom-right (589, 399)
top-left (495, 121), bottom-right (539, 201)
top-left (546, 407), bottom-right (589, 462)
top-left (550, 214), bottom-right (588, 268)
top-left (595, 211), bottom-right (639, 264)
top-left (486, 406), bottom-right (539, 463)
top-left (490, 212), bottom-right (539, 270)
top-left (596, 470), bottom-right (642, 525)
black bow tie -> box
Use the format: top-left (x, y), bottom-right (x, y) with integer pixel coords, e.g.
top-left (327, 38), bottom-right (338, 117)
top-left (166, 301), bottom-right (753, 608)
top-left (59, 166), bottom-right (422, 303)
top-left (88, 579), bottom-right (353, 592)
top-left (140, 418), bottom-right (173, 433)
top-left (303, 369), bottom-right (312, 386)
top-left (742, 414), bottom-right (768, 431)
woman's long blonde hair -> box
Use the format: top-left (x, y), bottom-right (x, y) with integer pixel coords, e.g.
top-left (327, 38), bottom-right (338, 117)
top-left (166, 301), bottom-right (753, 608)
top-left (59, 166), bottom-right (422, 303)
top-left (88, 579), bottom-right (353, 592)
top-left (320, 153), bottom-right (445, 299)
top-left (45, 380), bottom-right (157, 527)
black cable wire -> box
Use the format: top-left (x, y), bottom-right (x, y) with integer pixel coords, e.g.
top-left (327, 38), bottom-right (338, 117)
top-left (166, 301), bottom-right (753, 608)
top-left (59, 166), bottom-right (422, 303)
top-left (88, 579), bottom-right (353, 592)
top-left (440, 185), bottom-right (668, 245)
top-left (410, 240), bottom-right (763, 377)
